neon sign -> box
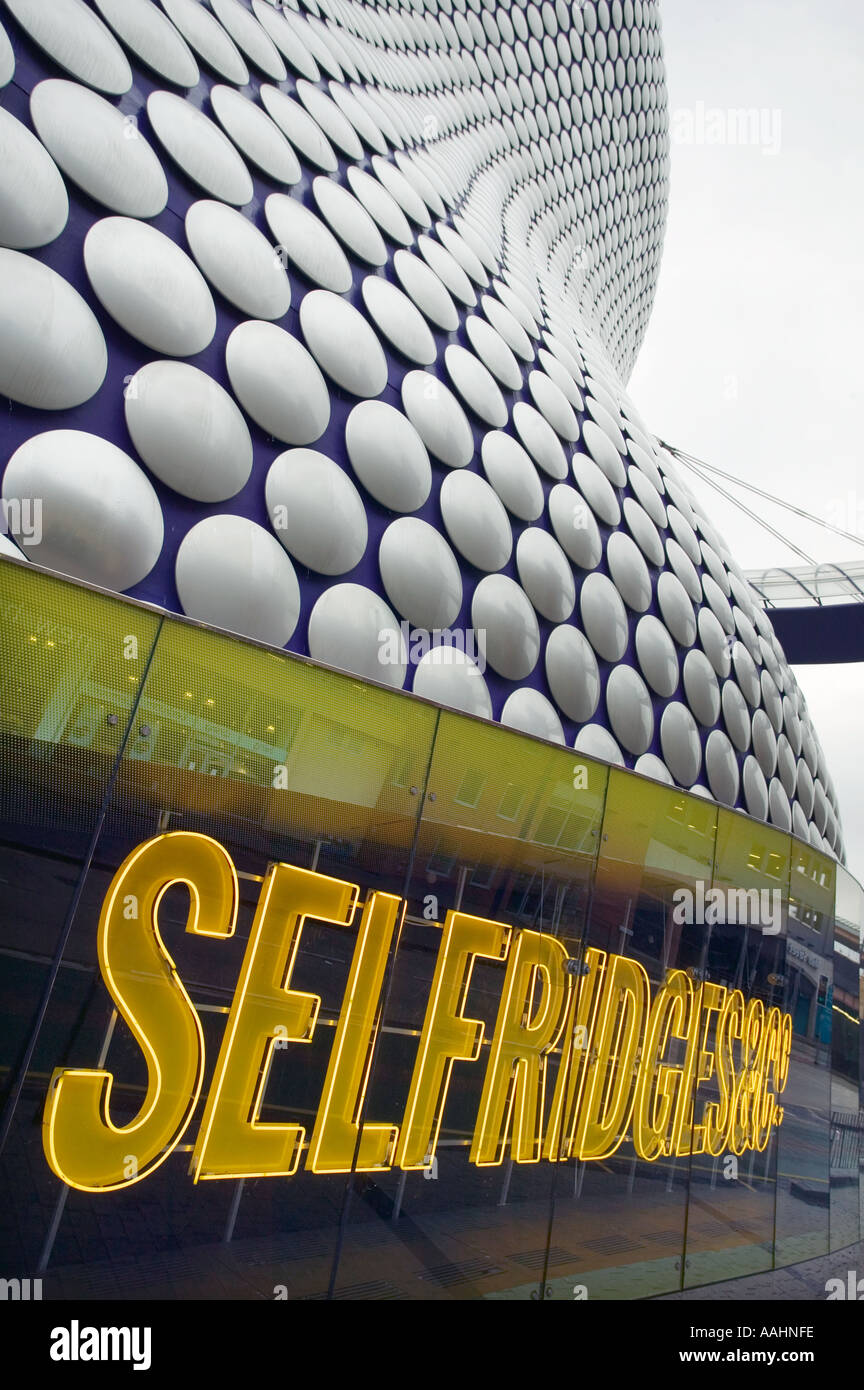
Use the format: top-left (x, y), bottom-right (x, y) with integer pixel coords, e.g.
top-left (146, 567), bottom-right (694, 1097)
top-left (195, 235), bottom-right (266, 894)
top-left (43, 833), bottom-right (792, 1191)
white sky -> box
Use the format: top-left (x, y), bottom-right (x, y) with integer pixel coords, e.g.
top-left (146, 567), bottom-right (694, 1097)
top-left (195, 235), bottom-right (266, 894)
top-left (628, 0), bottom-right (864, 882)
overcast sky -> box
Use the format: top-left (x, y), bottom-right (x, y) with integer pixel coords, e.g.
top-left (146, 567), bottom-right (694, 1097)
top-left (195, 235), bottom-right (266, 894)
top-left (628, 0), bottom-right (864, 883)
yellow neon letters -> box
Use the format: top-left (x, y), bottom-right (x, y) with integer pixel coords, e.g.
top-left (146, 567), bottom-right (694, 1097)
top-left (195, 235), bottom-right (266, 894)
top-left (542, 947), bottom-right (607, 1162)
top-left (43, 833), bottom-right (238, 1192)
top-left (191, 863), bottom-right (357, 1180)
top-left (43, 834), bottom-right (796, 1193)
top-left (632, 970), bottom-right (695, 1161)
top-left (470, 931), bottom-right (571, 1165)
top-left (576, 954), bottom-right (650, 1160)
top-left (395, 910), bottom-right (510, 1170)
top-left (307, 892), bottom-right (402, 1173)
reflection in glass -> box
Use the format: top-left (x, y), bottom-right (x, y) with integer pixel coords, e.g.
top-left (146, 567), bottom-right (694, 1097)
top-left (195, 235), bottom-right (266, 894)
top-left (547, 774), bottom-right (718, 1299)
top-left (682, 810), bottom-right (790, 1287)
top-left (334, 715), bottom-right (607, 1300)
top-left (774, 842), bottom-right (834, 1264)
top-left (0, 564), bottom-right (860, 1301)
top-left (829, 867), bottom-right (862, 1252)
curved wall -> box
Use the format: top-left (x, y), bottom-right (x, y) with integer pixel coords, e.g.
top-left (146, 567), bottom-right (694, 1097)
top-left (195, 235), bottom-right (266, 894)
top-left (0, 0), bottom-right (846, 859)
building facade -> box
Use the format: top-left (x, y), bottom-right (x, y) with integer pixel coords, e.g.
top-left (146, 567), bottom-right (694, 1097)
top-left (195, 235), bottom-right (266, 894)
top-left (0, 0), bottom-right (860, 1300)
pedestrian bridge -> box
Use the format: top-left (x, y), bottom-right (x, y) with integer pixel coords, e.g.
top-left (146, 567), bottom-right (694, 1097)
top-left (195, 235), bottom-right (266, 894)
top-left (746, 563), bottom-right (864, 664)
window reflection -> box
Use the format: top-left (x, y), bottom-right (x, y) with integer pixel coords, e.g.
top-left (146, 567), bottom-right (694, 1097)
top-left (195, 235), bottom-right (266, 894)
top-left (0, 566), bottom-right (862, 1301)
top-left (829, 867), bottom-right (862, 1252)
top-left (679, 810), bottom-right (790, 1286)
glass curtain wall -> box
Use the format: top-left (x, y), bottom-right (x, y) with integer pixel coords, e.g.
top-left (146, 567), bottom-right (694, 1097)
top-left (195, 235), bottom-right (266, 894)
top-left (0, 564), bottom-right (859, 1299)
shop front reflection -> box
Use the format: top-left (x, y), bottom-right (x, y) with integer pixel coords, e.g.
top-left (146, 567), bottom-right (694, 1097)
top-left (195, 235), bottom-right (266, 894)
top-left (0, 566), bottom-right (861, 1300)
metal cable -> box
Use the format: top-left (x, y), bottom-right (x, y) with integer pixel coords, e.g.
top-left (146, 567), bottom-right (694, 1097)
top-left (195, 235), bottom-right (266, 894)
top-left (665, 449), bottom-right (816, 566)
top-left (659, 440), bottom-right (864, 551)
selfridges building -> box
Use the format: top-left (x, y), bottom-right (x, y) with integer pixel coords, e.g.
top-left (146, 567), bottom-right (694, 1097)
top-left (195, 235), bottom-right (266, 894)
top-left (0, 0), bottom-right (860, 1303)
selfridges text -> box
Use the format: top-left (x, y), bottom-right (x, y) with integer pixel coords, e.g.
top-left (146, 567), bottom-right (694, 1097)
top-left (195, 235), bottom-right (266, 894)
top-left (43, 833), bottom-right (792, 1192)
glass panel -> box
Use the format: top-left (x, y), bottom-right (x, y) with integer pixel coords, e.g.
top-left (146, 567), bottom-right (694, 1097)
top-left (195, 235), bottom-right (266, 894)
top-left (548, 770), bottom-right (719, 1299)
top-left (829, 866), bottom-right (862, 1253)
top-left (682, 809), bottom-right (790, 1287)
top-left (0, 563), bottom-right (161, 1273)
top-left (4, 564), bottom-right (864, 1301)
top-left (773, 842), bottom-right (834, 1264)
top-left (12, 598), bottom-right (436, 1298)
top-left (331, 713), bottom-right (607, 1301)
